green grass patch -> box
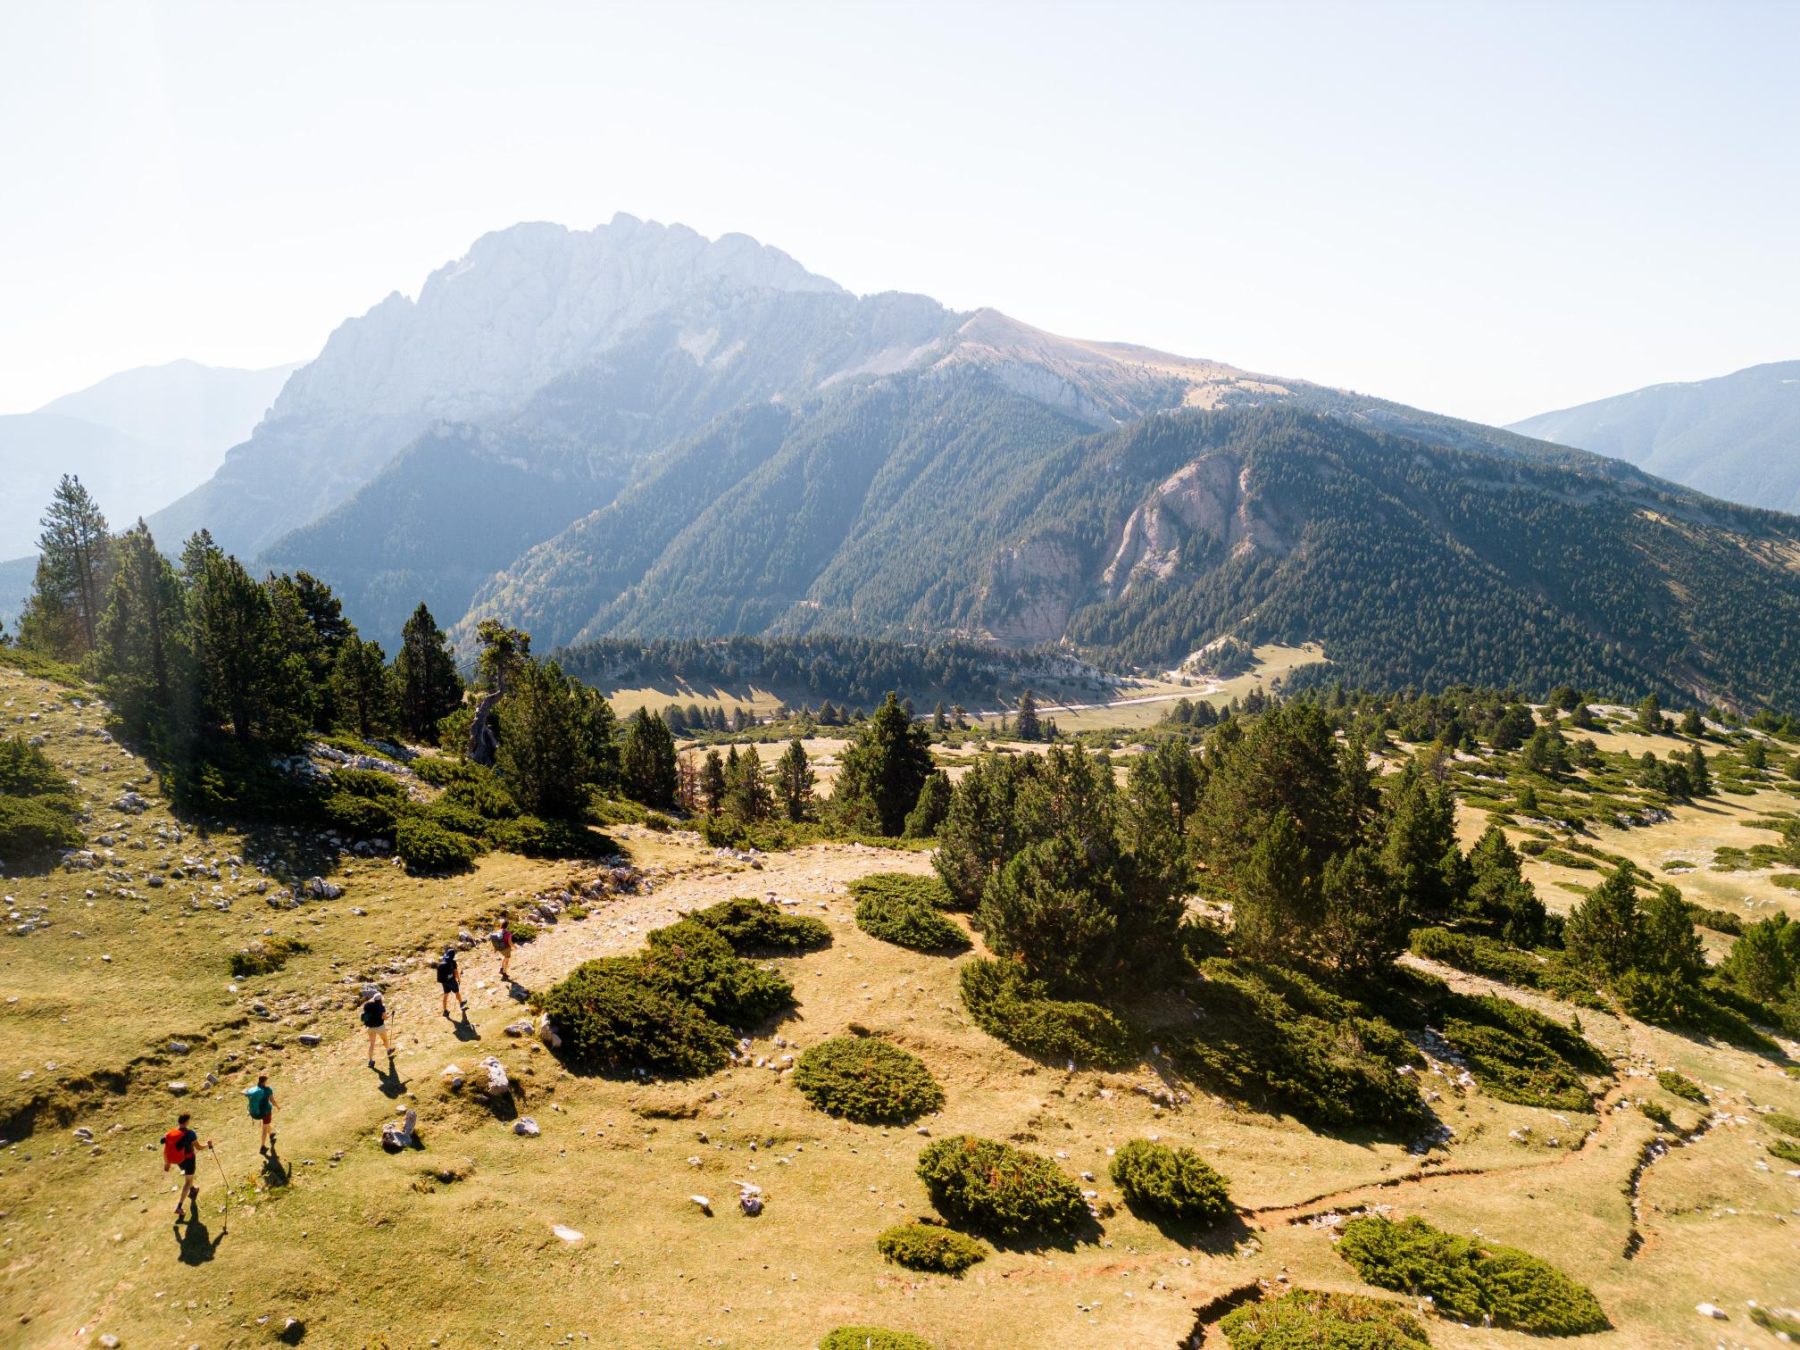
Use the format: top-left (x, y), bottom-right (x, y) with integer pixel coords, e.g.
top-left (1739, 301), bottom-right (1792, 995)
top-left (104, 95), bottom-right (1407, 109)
top-left (793, 1036), bottom-right (944, 1124)
top-left (1764, 1111), bottom-right (1800, 1137)
top-left (1337, 1214), bottom-right (1608, 1335)
top-left (1767, 1138), bottom-right (1800, 1166)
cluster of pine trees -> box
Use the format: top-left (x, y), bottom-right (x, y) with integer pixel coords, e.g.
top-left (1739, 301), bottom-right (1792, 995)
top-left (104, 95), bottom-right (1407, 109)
top-left (10, 476), bottom-right (464, 757)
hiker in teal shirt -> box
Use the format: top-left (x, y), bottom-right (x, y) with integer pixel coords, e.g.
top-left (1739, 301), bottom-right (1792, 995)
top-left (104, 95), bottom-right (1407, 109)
top-left (245, 1074), bottom-right (277, 1156)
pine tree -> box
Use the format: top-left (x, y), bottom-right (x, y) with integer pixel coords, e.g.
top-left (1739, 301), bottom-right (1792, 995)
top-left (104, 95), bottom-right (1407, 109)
top-left (1680, 707), bottom-right (1705, 737)
top-left (394, 604), bottom-right (463, 741)
top-left (1636, 693), bottom-right (1665, 735)
top-left (724, 747), bottom-right (772, 824)
top-left (191, 552), bottom-right (309, 746)
top-left (178, 529), bottom-right (218, 586)
top-left (1565, 864), bottom-right (1643, 978)
top-left (1229, 807), bottom-right (1312, 961)
top-left (833, 691), bottom-right (934, 836)
top-left (1320, 844), bottom-right (1405, 975)
top-left (19, 475), bottom-right (113, 657)
top-left (1744, 738), bottom-right (1768, 772)
top-left (330, 637), bottom-right (394, 739)
top-left (1014, 690), bottom-right (1042, 742)
top-left (1686, 744), bottom-right (1712, 797)
top-left (775, 737), bottom-right (814, 822)
top-left (675, 750), bottom-right (702, 814)
top-left (497, 659), bottom-right (588, 818)
top-left (95, 522), bottom-right (187, 739)
top-left (700, 749), bottom-right (728, 814)
top-left (619, 708), bottom-right (678, 809)
top-left (574, 685), bottom-right (621, 795)
top-left (931, 703), bottom-right (949, 733)
top-left (934, 752), bottom-right (1040, 908)
top-left (903, 770), bottom-right (952, 838)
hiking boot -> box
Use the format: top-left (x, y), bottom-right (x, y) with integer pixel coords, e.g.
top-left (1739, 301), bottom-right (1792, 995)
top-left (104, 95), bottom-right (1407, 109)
top-left (259, 1145), bottom-right (268, 1156)
top-left (367, 1058), bottom-right (375, 1068)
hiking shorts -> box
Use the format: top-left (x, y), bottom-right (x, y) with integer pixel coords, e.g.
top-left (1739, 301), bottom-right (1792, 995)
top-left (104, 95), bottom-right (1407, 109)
top-left (440, 976), bottom-right (459, 994)
top-left (179, 1157), bottom-right (196, 1175)
top-left (251, 1110), bottom-right (272, 1123)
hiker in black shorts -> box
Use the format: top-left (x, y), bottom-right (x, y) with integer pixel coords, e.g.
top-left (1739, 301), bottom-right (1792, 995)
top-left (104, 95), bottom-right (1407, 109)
top-left (436, 948), bottom-right (465, 1018)
top-left (162, 1112), bottom-right (210, 1220)
top-left (361, 989), bottom-right (394, 1067)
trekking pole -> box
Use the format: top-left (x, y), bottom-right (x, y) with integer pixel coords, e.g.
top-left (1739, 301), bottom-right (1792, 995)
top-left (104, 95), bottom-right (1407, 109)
top-left (207, 1143), bottom-right (232, 1219)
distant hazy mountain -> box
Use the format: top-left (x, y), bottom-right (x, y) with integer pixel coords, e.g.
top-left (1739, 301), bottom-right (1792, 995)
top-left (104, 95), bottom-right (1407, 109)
top-left (1509, 361), bottom-right (1800, 512)
top-left (0, 358), bottom-right (295, 559)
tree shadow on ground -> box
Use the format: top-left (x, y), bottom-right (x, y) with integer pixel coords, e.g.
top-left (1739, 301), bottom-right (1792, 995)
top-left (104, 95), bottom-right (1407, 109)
top-left (1123, 1206), bottom-right (1256, 1256)
top-left (173, 1216), bottom-right (226, 1265)
top-left (980, 1210), bottom-right (1107, 1254)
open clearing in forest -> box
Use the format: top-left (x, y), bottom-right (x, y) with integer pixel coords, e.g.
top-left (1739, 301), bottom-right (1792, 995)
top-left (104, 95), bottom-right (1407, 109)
top-left (1, 665), bottom-right (1797, 1349)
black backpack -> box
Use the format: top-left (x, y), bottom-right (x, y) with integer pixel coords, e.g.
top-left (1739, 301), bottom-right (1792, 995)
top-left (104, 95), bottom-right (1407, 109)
top-left (436, 955), bottom-right (456, 983)
top-left (361, 997), bottom-right (384, 1027)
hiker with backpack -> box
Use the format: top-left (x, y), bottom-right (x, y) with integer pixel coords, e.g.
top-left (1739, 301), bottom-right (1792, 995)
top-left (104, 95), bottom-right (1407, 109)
top-left (361, 989), bottom-right (393, 1068)
top-left (245, 1073), bottom-right (277, 1155)
top-left (436, 947), bottom-right (465, 1019)
top-left (162, 1112), bottom-right (210, 1220)
top-left (491, 917), bottom-right (514, 982)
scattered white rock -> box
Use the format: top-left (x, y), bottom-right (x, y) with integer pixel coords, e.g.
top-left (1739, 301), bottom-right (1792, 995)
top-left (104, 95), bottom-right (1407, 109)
top-left (478, 1056), bottom-right (510, 1097)
top-left (1696, 1303), bottom-right (1728, 1320)
top-left (513, 1117), bottom-right (540, 1137)
top-left (552, 1224), bottom-right (583, 1243)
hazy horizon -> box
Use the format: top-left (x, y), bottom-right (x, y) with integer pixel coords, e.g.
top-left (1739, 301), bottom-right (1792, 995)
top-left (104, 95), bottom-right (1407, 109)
top-left (3, 0), bottom-right (1797, 427)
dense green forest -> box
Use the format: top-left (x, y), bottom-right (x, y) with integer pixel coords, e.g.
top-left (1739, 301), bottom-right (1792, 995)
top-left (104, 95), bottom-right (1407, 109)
top-left (553, 633), bottom-right (1086, 709)
top-left (463, 387), bottom-right (1800, 712)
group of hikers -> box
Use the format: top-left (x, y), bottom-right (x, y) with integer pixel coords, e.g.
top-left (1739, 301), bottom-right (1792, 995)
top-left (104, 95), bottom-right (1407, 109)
top-left (162, 919), bottom-right (516, 1224)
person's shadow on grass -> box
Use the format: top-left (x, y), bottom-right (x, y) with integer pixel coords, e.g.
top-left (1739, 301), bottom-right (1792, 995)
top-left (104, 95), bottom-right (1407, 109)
top-left (173, 1215), bottom-right (226, 1265)
top-left (372, 1055), bottom-right (407, 1099)
top-left (262, 1150), bottom-right (291, 1188)
top-left (451, 1010), bottom-right (482, 1043)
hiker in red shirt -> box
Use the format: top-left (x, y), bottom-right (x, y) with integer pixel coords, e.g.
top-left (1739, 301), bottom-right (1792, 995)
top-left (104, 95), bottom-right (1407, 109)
top-left (162, 1112), bottom-right (210, 1221)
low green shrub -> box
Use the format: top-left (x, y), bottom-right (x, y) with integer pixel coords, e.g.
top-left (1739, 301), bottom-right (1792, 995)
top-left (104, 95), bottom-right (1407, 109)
top-left (643, 812), bottom-right (674, 832)
top-left (536, 957), bottom-right (734, 1077)
top-left (230, 936), bottom-right (310, 977)
top-left (959, 959), bottom-right (1135, 1068)
top-left (323, 791), bottom-right (396, 840)
top-left (915, 1135), bottom-right (1087, 1238)
top-left (0, 793), bottom-right (84, 863)
top-left (1180, 959), bottom-right (1425, 1131)
top-left (330, 767), bottom-right (407, 800)
top-left (1686, 903), bottom-right (1744, 935)
top-left (689, 897), bottom-right (831, 953)
top-left (489, 814), bottom-right (596, 858)
top-left (849, 873), bottom-right (957, 911)
top-left (793, 1037), bottom-right (944, 1124)
top-left (409, 754), bottom-right (469, 787)
top-left (640, 920), bottom-right (794, 1029)
top-left (394, 816), bottom-right (481, 873)
top-left (1639, 1099), bottom-right (1672, 1128)
top-left (420, 799), bottom-right (489, 838)
top-left (818, 1329), bottom-right (932, 1350)
top-left (1765, 1111), bottom-right (1800, 1137)
top-left (1656, 1069), bottom-right (1707, 1103)
top-left (1219, 1289), bottom-right (1431, 1350)
top-left (874, 1222), bottom-right (988, 1275)
top-left (443, 772), bottom-right (520, 820)
top-left (1409, 927), bottom-right (1604, 1009)
top-left (1767, 1138), bottom-right (1800, 1165)
top-left (1337, 1214), bottom-right (1607, 1334)
top-left (565, 903), bottom-right (589, 921)
top-left (508, 920), bottom-right (539, 943)
top-left (1435, 994), bottom-right (1601, 1112)
top-left (1108, 1139), bottom-right (1233, 1226)
top-left (854, 885), bottom-right (970, 953)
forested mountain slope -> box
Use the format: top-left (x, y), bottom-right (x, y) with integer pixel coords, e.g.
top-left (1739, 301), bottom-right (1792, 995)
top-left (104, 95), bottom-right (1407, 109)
top-left (1510, 360), bottom-right (1800, 513)
top-left (541, 404), bottom-right (1800, 710)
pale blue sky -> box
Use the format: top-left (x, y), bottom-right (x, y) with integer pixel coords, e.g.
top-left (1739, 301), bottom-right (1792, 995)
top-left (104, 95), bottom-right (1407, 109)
top-left (2, 0), bottom-right (1795, 425)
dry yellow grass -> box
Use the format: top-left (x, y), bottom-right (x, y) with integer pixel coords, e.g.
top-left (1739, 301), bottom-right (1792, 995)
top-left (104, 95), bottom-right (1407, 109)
top-left (4, 666), bottom-right (1798, 1349)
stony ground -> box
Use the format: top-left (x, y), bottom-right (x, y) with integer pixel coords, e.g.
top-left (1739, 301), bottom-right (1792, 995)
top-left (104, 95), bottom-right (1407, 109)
top-left (2, 666), bottom-right (1798, 1349)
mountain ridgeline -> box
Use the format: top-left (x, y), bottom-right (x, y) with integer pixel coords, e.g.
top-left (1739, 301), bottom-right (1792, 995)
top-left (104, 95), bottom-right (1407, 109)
top-left (1511, 361), bottom-right (1800, 515)
top-left (99, 215), bottom-right (1800, 712)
